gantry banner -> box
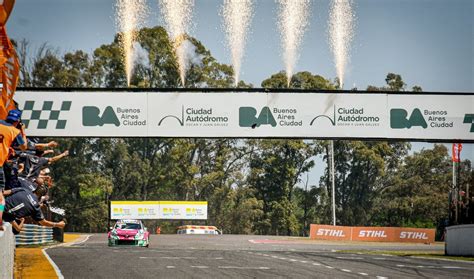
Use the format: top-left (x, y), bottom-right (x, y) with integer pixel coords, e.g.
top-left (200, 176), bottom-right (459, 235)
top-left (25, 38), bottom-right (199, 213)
top-left (110, 201), bottom-right (208, 220)
top-left (14, 91), bottom-right (474, 142)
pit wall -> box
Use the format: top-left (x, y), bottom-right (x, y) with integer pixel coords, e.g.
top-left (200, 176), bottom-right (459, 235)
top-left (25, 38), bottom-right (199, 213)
top-left (310, 224), bottom-right (435, 244)
top-left (445, 224), bottom-right (474, 256)
top-left (0, 223), bottom-right (15, 279)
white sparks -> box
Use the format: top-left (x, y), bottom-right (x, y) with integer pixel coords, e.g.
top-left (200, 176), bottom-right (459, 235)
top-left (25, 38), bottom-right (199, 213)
top-left (277, 0), bottom-right (311, 87)
top-left (158, 0), bottom-right (195, 86)
top-left (222, 0), bottom-right (254, 87)
top-left (115, 0), bottom-right (149, 87)
top-left (329, 0), bottom-right (355, 89)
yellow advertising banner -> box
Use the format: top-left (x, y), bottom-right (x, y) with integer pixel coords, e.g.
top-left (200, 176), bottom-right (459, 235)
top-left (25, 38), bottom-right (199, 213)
top-left (110, 201), bottom-right (208, 220)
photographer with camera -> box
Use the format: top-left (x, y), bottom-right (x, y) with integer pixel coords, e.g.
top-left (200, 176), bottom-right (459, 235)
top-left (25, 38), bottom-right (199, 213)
top-left (0, 109), bottom-right (27, 230)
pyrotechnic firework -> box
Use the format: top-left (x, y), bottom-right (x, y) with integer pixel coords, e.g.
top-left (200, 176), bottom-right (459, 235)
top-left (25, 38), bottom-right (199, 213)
top-left (222, 0), bottom-right (254, 87)
top-left (277, 0), bottom-right (311, 87)
top-left (115, 0), bottom-right (149, 87)
top-left (158, 0), bottom-right (195, 86)
top-left (329, 0), bottom-right (355, 89)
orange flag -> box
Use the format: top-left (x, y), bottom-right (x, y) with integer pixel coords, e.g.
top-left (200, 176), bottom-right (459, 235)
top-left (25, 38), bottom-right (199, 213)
top-left (0, 0), bottom-right (19, 120)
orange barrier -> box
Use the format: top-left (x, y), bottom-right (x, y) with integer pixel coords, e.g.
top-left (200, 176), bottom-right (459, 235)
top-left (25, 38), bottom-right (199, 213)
top-left (310, 225), bottom-right (435, 244)
top-left (309, 225), bottom-right (352, 241)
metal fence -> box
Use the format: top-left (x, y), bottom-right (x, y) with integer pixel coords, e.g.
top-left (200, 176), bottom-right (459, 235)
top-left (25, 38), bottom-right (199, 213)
top-left (15, 224), bottom-right (54, 245)
top-left (0, 223), bottom-right (15, 279)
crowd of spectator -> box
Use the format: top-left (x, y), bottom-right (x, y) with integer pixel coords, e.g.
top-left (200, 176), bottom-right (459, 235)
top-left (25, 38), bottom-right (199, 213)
top-left (0, 109), bottom-right (68, 234)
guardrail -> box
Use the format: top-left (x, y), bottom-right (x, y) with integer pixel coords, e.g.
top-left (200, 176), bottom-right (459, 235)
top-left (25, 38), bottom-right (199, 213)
top-left (15, 224), bottom-right (54, 245)
top-left (0, 223), bottom-right (15, 279)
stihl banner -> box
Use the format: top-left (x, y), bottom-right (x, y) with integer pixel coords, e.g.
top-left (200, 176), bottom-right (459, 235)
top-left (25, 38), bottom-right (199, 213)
top-left (310, 225), bottom-right (436, 243)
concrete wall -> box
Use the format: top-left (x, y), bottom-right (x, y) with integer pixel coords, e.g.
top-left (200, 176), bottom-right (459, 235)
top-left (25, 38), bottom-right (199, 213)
top-left (0, 223), bottom-right (15, 279)
top-left (446, 224), bottom-right (474, 256)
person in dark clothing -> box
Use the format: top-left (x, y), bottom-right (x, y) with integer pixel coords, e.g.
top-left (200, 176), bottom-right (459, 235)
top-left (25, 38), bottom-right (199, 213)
top-left (3, 187), bottom-right (65, 230)
top-left (0, 109), bottom-right (27, 230)
top-left (18, 149), bottom-right (69, 180)
top-left (3, 148), bottom-right (20, 191)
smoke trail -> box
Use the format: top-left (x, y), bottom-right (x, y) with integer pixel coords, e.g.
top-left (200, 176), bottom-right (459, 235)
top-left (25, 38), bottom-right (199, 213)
top-left (222, 0), bottom-right (254, 87)
top-left (277, 0), bottom-right (311, 87)
top-left (329, 0), bottom-right (355, 89)
top-left (132, 42), bottom-right (150, 70)
top-left (177, 39), bottom-right (204, 75)
top-left (158, 0), bottom-right (195, 86)
top-left (115, 0), bottom-right (149, 87)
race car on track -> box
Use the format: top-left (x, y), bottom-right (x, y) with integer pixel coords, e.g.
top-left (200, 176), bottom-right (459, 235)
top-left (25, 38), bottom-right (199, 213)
top-left (108, 219), bottom-right (150, 247)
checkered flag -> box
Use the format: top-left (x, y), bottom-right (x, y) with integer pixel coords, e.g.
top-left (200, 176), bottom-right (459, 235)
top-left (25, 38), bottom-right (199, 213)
top-left (21, 101), bottom-right (72, 130)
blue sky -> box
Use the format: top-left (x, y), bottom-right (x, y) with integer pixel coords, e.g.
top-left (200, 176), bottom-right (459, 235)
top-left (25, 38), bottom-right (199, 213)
top-left (8, 0), bottom-right (473, 92)
top-left (6, 0), bottom-right (474, 180)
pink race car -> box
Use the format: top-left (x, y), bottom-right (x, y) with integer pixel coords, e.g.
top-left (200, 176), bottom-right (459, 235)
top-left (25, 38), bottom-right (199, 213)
top-left (108, 219), bottom-right (150, 247)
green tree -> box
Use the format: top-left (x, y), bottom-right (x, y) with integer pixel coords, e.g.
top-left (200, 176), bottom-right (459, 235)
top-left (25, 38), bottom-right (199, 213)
top-left (262, 71), bottom-right (336, 90)
top-left (248, 139), bottom-right (317, 235)
top-left (372, 144), bottom-right (451, 228)
top-left (385, 73), bottom-right (406, 91)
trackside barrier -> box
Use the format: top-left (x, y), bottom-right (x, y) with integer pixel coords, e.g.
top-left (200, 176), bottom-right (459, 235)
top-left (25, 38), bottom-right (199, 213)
top-left (15, 224), bottom-right (53, 245)
top-left (445, 224), bottom-right (474, 256)
top-left (310, 224), bottom-right (435, 244)
top-left (0, 223), bottom-right (15, 279)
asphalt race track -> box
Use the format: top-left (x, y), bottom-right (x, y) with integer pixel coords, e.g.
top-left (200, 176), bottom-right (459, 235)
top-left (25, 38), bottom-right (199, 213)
top-left (47, 234), bottom-right (474, 278)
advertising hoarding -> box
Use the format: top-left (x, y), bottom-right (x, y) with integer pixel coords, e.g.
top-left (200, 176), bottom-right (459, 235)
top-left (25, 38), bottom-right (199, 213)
top-left (310, 224), bottom-right (436, 244)
top-left (110, 201), bottom-right (208, 220)
top-left (14, 91), bottom-right (474, 141)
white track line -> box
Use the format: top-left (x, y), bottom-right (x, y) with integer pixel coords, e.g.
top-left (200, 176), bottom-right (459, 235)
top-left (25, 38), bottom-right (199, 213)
top-left (67, 234), bottom-right (92, 246)
top-left (41, 234), bottom-right (93, 279)
top-left (42, 248), bottom-right (64, 279)
top-left (218, 266), bottom-right (270, 270)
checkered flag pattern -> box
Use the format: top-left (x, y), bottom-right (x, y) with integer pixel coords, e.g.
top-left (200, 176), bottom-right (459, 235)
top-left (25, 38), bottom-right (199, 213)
top-left (21, 101), bottom-right (72, 130)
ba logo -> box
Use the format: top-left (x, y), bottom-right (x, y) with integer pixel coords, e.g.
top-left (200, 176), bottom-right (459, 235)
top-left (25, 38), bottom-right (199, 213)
top-left (83, 106), bottom-right (120, 127)
top-left (464, 114), bottom-right (474, 132)
top-left (239, 107), bottom-right (276, 128)
top-left (390, 108), bottom-right (428, 129)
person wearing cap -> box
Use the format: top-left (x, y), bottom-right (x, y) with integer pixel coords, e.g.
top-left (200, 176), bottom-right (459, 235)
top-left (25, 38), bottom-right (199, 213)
top-left (0, 109), bottom-right (28, 230)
